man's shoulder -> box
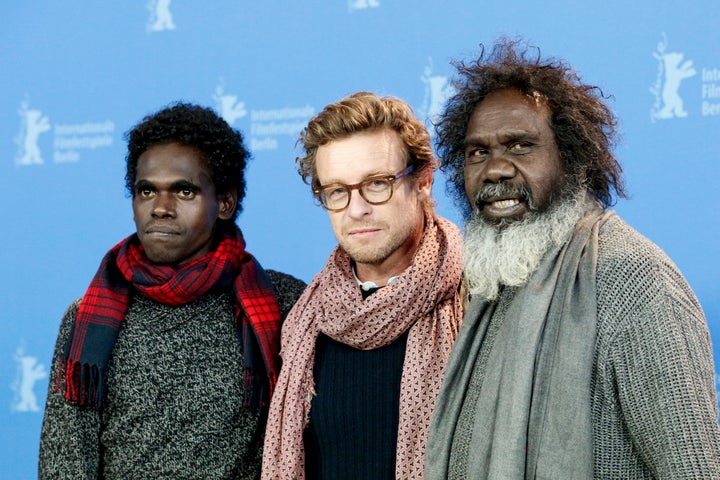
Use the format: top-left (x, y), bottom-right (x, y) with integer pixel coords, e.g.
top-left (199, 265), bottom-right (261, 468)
top-left (61, 298), bottom-right (82, 322)
top-left (595, 213), bottom-right (701, 319)
top-left (597, 213), bottom-right (677, 274)
top-left (265, 269), bottom-right (307, 291)
top-left (265, 270), bottom-right (307, 318)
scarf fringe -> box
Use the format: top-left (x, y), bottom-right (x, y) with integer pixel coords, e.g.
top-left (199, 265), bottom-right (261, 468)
top-left (242, 368), bottom-right (276, 410)
top-left (62, 360), bottom-right (106, 408)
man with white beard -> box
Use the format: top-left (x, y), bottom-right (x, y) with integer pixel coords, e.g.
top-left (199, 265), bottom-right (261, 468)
top-left (425, 38), bottom-right (720, 479)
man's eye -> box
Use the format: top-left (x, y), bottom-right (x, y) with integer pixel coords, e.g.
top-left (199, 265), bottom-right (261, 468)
top-left (365, 179), bottom-right (389, 192)
top-left (326, 187), bottom-right (347, 200)
top-left (465, 148), bottom-right (487, 163)
top-left (509, 142), bottom-right (532, 152)
top-left (138, 189), bottom-right (154, 198)
top-left (178, 188), bottom-right (194, 198)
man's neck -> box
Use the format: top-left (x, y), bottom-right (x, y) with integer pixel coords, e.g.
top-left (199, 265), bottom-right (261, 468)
top-left (353, 264), bottom-right (403, 288)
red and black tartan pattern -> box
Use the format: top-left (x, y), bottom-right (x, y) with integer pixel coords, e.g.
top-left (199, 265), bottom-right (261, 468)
top-left (62, 225), bottom-right (281, 408)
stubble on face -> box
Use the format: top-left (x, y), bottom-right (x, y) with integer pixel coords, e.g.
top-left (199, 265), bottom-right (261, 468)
top-left (339, 209), bottom-right (425, 267)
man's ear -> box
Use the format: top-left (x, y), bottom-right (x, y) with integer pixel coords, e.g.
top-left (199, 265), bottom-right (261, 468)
top-left (217, 191), bottom-right (238, 220)
top-left (416, 165), bottom-right (434, 196)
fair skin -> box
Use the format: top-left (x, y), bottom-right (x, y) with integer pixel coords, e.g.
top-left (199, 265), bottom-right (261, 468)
top-left (132, 142), bottom-right (236, 266)
top-left (315, 128), bottom-right (432, 285)
top-left (463, 88), bottom-right (566, 226)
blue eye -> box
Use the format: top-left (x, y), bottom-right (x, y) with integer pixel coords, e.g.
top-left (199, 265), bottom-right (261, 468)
top-left (326, 187), bottom-right (347, 200)
top-left (364, 179), bottom-right (390, 192)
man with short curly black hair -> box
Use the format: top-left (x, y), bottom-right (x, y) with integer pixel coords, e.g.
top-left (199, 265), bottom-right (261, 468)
top-left (39, 102), bottom-right (306, 479)
top-left (426, 38), bottom-right (720, 479)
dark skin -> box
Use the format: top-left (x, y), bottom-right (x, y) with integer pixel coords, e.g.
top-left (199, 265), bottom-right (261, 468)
top-left (463, 88), bottom-right (566, 226)
top-left (132, 142), bottom-right (237, 266)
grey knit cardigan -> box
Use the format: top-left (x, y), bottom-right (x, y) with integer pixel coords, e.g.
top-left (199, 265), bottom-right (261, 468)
top-left (429, 214), bottom-right (720, 478)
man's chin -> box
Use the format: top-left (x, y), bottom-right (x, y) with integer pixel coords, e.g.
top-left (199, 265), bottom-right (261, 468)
top-left (475, 208), bottom-right (538, 230)
top-left (463, 189), bottom-right (588, 299)
top-left (478, 215), bottom-right (523, 230)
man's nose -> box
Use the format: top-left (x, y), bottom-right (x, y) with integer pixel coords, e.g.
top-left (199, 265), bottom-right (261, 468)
top-left (483, 150), bottom-right (516, 183)
top-left (344, 188), bottom-right (372, 219)
top-left (152, 193), bottom-right (176, 218)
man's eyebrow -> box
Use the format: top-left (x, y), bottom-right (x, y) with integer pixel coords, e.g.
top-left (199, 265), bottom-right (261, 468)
top-left (134, 179), bottom-right (154, 190)
top-left (503, 130), bottom-right (540, 141)
top-left (463, 134), bottom-right (488, 147)
top-left (133, 179), bottom-right (202, 191)
top-left (464, 129), bottom-right (540, 146)
top-left (171, 179), bottom-right (201, 191)
top-left (320, 170), bottom-right (391, 186)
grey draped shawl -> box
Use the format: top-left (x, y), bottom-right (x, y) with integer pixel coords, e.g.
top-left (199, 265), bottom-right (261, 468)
top-left (426, 203), bottom-right (611, 479)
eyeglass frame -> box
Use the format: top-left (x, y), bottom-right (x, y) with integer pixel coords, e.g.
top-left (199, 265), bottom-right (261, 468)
top-left (313, 164), bottom-right (416, 212)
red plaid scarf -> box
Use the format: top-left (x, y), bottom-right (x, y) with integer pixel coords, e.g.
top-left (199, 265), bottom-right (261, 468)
top-left (61, 224), bottom-right (281, 409)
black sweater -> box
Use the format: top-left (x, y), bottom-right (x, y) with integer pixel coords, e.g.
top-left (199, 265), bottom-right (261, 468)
top-left (304, 288), bottom-right (409, 479)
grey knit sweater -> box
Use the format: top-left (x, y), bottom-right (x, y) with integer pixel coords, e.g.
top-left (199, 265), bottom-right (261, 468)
top-left (39, 270), bottom-right (306, 480)
top-left (435, 214), bottom-right (720, 478)
top-left (591, 216), bottom-right (719, 477)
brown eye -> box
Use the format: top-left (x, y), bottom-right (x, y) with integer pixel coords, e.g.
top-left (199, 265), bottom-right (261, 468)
top-left (509, 142), bottom-right (532, 153)
top-left (465, 148), bottom-right (487, 164)
top-left (177, 188), bottom-right (196, 199)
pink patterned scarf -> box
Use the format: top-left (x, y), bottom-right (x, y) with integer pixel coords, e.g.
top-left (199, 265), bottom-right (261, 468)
top-left (262, 214), bottom-right (463, 479)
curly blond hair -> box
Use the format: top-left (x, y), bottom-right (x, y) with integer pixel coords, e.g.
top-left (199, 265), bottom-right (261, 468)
top-left (297, 92), bottom-right (438, 202)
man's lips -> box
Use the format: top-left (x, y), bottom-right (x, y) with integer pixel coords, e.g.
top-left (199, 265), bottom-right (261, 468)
top-left (144, 225), bottom-right (181, 236)
top-left (348, 226), bottom-right (382, 236)
top-left (478, 196), bottom-right (526, 217)
top-left (488, 198), bottom-right (520, 209)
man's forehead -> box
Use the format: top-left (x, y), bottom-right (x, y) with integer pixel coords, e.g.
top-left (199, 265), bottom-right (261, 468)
top-left (473, 88), bottom-right (551, 117)
top-left (315, 129), bottom-right (407, 183)
top-left (136, 144), bottom-right (212, 180)
top-left (467, 90), bottom-right (552, 132)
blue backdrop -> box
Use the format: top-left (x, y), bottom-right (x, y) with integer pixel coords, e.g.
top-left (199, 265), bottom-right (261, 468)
top-left (2, 1), bottom-right (718, 477)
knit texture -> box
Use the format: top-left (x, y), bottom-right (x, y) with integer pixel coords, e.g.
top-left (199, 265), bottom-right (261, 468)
top-left (304, 331), bottom-right (408, 478)
top-left (591, 215), bottom-right (720, 478)
top-left (39, 270), bottom-right (306, 480)
top-left (426, 214), bottom-right (720, 479)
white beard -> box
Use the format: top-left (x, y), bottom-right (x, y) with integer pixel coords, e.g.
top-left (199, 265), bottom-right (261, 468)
top-left (462, 191), bottom-right (588, 301)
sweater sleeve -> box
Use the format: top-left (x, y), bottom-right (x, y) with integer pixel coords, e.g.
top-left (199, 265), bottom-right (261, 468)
top-left (597, 220), bottom-right (720, 478)
top-left (38, 300), bottom-right (102, 480)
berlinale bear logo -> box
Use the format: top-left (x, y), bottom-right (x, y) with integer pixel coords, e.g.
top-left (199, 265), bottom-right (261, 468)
top-left (15, 101), bottom-right (51, 166)
top-left (213, 79), bottom-right (248, 127)
top-left (419, 57), bottom-right (455, 132)
top-left (650, 33), bottom-right (696, 121)
top-left (147, 0), bottom-right (175, 33)
top-left (11, 344), bottom-right (47, 413)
